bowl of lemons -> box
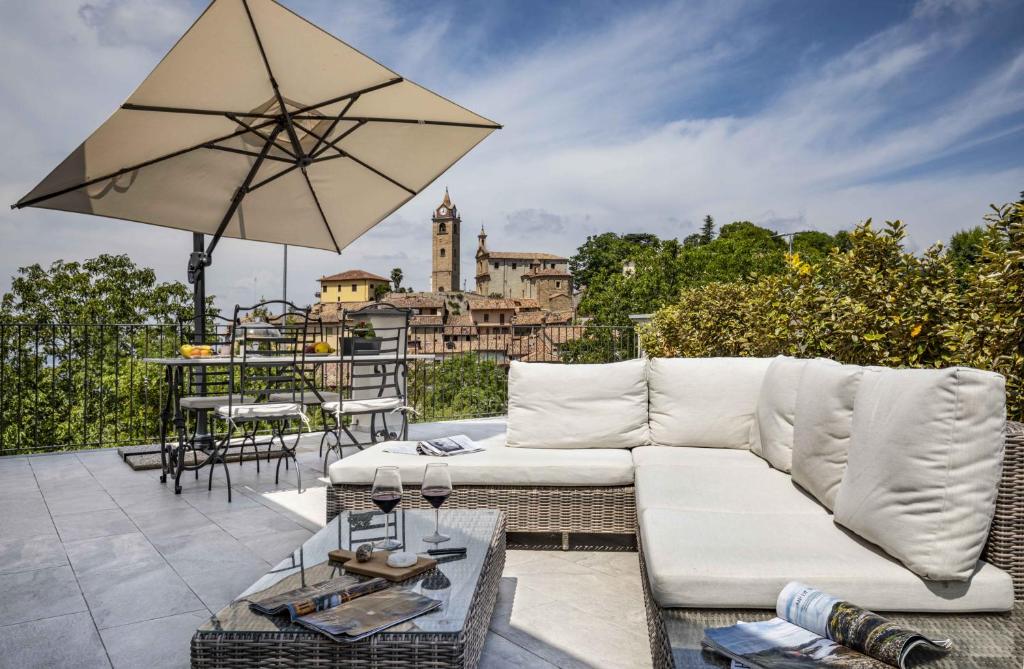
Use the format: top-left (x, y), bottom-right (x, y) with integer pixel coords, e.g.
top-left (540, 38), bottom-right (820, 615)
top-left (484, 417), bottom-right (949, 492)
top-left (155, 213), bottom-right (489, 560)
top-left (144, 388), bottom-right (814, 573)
top-left (180, 344), bottom-right (216, 359)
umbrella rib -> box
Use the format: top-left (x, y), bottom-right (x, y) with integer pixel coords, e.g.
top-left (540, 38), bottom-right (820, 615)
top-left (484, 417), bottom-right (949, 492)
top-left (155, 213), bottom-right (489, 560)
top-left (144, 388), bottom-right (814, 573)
top-left (291, 116), bottom-right (502, 129)
top-left (12, 121), bottom-right (278, 209)
top-left (311, 120), bottom-right (365, 160)
top-left (225, 113), bottom-right (297, 159)
top-left (119, 79), bottom-right (404, 120)
top-left (308, 95), bottom-right (359, 157)
top-left (205, 125), bottom-right (284, 259)
top-left (248, 164), bottom-right (300, 192)
top-left (300, 167), bottom-right (341, 254)
top-left (313, 150), bottom-right (416, 196)
top-left (241, 0), bottom-right (304, 160)
top-left (204, 144), bottom-right (294, 163)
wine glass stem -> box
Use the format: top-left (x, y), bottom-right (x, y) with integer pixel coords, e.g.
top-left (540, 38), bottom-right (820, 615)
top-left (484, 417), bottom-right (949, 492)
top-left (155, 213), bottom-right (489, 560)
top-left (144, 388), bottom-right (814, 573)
top-left (434, 507), bottom-right (440, 535)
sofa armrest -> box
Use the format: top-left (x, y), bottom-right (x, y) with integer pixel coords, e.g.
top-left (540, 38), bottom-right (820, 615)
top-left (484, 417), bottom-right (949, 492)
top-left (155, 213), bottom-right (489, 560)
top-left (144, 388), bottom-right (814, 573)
top-left (984, 420), bottom-right (1024, 601)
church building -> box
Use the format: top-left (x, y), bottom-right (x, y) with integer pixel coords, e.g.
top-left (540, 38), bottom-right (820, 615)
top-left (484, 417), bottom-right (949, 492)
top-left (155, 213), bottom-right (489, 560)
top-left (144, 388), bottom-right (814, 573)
top-left (430, 189), bottom-right (460, 293)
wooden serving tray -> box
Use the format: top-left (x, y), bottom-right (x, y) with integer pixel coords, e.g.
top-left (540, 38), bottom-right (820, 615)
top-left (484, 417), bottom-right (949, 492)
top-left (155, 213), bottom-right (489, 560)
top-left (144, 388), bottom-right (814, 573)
top-left (328, 549), bottom-right (437, 582)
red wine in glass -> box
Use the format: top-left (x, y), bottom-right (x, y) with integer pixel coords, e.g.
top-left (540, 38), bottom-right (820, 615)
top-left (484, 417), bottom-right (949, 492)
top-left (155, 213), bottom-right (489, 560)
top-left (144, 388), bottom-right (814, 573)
top-left (371, 492), bottom-right (402, 514)
top-left (421, 487), bottom-right (451, 509)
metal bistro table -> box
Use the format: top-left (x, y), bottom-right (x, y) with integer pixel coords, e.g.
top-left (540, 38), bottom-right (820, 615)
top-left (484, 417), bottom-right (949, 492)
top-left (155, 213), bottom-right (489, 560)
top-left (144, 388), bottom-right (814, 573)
top-left (193, 508), bottom-right (506, 669)
top-left (144, 353), bottom-right (435, 493)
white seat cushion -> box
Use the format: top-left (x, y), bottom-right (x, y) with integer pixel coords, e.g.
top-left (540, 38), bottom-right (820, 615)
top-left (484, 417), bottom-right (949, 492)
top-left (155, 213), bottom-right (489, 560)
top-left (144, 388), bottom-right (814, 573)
top-left (506, 359), bottom-right (649, 449)
top-left (648, 357), bottom-right (774, 448)
top-left (215, 403), bottom-right (304, 420)
top-left (640, 507), bottom-right (1013, 612)
top-left (180, 395), bottom-right (254, 410)
top-left (635, 459), bottom-right (824, 516)
top-left (322, 397), bottom-right (403, 414)
top-left (269, 391), bottom-right (341, 405)
top-left (631, 446), bottom-right (769, 469)
top-left (328, 429), bottom-right (634, 487)
top-left (834, 367), bottom-right (1006, 581)
top-left (791, 361), bottom-right (863, 510)
top-left (750, 356), bottom-right (813, 471)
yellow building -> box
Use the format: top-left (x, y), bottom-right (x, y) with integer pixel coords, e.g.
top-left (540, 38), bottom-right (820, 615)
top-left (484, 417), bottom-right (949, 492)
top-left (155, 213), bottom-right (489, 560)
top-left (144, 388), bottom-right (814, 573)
top-left (317, 270), bottom-right (389, 303)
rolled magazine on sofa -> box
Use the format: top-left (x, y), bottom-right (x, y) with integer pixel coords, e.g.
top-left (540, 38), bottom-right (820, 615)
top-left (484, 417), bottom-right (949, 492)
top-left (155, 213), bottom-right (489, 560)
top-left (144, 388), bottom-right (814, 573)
top-left (703, 582), bottom-right (952, 668)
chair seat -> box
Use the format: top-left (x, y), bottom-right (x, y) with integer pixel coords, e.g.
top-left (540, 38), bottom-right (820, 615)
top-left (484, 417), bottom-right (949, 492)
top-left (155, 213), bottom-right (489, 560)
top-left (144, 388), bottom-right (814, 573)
top-left (180, 395), bottom-right (254, 410)
top-left (268, 391), bottom-right (341, 405)
top-left (322, 397), bottom-right (404, 414)
top-left (215, 403), bottom-right (304, 420)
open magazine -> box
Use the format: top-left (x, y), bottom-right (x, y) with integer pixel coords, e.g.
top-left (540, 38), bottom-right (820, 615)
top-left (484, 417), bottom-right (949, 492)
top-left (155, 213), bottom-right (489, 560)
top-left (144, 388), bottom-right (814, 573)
top-left (383, 434), bottom-right (485, 456)
top-left (703, 582), bottom-right (952, 669)
top-left (246, 575), bottom-right (441, 642)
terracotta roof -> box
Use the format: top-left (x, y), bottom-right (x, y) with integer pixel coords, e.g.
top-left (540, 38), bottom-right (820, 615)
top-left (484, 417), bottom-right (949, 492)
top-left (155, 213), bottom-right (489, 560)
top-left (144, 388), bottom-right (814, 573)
top-left (545, 310), bottom-right (574, 324)
top-left (512, 311), bottom-right (547, 326)
top-left (384, 293), bottom-right (445, 310)
top-left (447, 313), bottom-right (474, 327)
top-left (320, 270), bottom-right (389, 282)
top-left (514, 298), bottom-right (540, 310)
top-left (410, 314), bottom-right (443, 327)
top-left (485, 251), bottom-right (567, 261)
top-left (470, 298), bottom-right (517, 310)
top-left (525, 269), bottom-right (572, 279)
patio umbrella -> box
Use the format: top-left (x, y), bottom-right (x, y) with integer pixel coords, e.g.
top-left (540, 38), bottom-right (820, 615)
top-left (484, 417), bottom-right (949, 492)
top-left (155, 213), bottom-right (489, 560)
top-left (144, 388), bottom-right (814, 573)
top-left (11, 0), bottom-right (500, 339)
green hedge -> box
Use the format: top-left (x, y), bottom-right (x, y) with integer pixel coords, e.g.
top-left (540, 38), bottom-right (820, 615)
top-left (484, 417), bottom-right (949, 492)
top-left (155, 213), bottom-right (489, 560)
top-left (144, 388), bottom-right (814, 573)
top-left (639, 202), bottom-right (1024, 421)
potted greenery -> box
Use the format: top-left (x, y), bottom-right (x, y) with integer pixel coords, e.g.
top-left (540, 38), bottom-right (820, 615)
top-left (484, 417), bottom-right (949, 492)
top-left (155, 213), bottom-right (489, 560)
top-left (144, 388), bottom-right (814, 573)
top-left (343, 320), bottom-right (382, 355)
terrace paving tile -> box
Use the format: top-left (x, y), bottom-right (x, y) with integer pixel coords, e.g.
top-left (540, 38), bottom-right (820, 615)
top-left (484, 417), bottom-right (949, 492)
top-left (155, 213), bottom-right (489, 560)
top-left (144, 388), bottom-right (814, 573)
top-left (0, 565), bottom-right (87, 626)
top-left (76, 560), bottom-right (204, 629)
top-left (64, 531), bottom-right (162, 576)
top-left (480, 631), bottom-right (559, 668)
top-left (0, 506), bottom-right (58, 541)
top-left (235, 527), bottom-right (314, 564)
top-left (43, 488), bottom-right (120, 516)
top-left (205, 505), bottom-right (308, 539)
top-left (0, 534), bottom-right (68, 574)
top-left (53, 508), bottom-right (137, 543)
top-left (0, 611), bottom-right (110, 669)
top-left (101, 609), bottom-right (210, 669)
top-left (130, 505), bottom-right (214, 540)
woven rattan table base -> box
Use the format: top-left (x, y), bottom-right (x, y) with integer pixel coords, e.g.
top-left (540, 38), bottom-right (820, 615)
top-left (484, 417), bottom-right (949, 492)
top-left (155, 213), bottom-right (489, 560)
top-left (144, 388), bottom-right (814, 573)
top-left (191, 514), bottom-right (506, 669)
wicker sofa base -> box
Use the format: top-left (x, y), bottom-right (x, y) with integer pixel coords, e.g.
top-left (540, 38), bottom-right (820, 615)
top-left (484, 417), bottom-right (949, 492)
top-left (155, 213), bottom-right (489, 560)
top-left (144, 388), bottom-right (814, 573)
top-left (192, 515), bottom-right (506, 669)
top-left (328, 483), bottom-right (637, 546)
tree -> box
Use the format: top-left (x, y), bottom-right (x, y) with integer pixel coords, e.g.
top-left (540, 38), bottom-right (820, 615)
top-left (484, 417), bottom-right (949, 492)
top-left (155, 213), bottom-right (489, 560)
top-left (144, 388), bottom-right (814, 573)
top-left (948, 227), bottom-right (986, 272)
top-left (700, 215), bottom-right (715, 245)
top-left (390, 267), bottom-right (404, 291)
top-left (373, 283), bottom-right (389, 301)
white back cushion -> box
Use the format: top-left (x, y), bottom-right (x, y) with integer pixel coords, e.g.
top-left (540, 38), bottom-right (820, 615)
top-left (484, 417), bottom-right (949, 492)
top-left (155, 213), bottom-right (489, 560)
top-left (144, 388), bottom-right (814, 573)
top-left (506, 359), bottom-right (649, 449)
top-left (834, 367), bottom-right (1006, 581)
top-left (751, 356), bottom-right (813, 471)
top-left (648, 357), bottom-right (774, 448)
top-left (791, 360), bottom-right (863, 509)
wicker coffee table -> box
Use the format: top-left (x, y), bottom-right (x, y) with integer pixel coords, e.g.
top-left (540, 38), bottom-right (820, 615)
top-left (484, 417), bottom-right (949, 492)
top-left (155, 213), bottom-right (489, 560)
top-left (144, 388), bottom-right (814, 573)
top-left (192, 508), bottom-right (506, 668)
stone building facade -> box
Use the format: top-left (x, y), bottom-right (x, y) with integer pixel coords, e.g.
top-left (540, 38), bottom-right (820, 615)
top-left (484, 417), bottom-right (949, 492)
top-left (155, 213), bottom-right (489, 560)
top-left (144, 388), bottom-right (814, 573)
top-left (473, 226), bottom-right (569, 300)
top-left (430, 189), bottom-right (460, 293)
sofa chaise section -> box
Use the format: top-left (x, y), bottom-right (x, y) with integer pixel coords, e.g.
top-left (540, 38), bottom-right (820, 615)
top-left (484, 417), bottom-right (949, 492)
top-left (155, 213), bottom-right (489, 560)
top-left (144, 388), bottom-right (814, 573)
top-left (327, 420), bottom-right (636, 543)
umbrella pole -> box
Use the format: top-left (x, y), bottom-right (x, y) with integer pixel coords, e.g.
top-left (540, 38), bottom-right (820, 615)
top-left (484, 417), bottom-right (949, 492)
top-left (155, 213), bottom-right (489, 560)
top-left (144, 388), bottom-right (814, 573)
top-left (189, 232), bottom-right (212, 449)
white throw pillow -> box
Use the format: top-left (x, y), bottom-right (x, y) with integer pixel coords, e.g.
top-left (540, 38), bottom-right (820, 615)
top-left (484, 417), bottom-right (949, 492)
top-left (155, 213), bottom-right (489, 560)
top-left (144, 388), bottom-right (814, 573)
top-left (505, 359), bottom-right (649, 449)
top-left (648, 357), bottom-right (774, 448)
top-left (751, 356), bottom-right (813, 471)
top-left (790, 360), bottom-right (863, 509)
top-left (834, 366), bottom-right (1006, 581)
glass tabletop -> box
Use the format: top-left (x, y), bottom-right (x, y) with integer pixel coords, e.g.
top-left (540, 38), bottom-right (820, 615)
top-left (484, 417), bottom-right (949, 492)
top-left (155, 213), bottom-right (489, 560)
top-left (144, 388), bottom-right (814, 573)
top-left (198, 508), bottom-right (502, 636)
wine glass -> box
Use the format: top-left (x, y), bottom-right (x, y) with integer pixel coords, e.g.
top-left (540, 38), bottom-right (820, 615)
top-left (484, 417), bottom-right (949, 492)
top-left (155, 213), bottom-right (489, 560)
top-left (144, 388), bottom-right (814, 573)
top-left (421, 463), bottom-right (452, 544)
top-left (371, 466), bottom-right (403, 550)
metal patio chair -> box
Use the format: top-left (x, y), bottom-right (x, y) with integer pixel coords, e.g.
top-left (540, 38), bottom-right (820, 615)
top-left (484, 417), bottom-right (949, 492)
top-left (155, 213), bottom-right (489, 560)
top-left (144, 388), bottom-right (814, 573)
top-left (320, 303), bottom-right (412, 475)
top-left (204, 301), bottom-right (312, 499)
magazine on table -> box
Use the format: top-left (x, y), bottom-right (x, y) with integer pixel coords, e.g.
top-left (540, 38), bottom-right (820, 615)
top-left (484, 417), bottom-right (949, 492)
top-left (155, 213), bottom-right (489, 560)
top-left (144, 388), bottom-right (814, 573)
top-left (246, 575), bottom-right (440, 642)
top-left (383, 434), bottom-right (485, 456)
top-left (703, 582), bottom-right (952, 669)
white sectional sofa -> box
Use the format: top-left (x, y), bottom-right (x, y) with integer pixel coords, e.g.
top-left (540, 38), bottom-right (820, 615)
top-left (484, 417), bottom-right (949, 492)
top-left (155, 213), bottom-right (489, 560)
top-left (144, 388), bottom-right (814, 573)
top-left (327, 356), bottom-right (1024, 667)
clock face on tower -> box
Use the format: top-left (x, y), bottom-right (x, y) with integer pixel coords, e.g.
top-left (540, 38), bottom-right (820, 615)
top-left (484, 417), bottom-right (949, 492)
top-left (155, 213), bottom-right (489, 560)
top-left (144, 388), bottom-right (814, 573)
top-left (438, 207), bottom-right (447, 216)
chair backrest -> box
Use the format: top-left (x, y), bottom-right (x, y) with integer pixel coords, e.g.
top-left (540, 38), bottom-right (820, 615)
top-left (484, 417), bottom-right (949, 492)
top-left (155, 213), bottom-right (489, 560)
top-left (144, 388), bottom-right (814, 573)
top-left (179, 314), bottom-right (234, 400)
top-left (226, 301), bottom-right (311, 409)
top-left (341, 303), bottom-right (411, 404)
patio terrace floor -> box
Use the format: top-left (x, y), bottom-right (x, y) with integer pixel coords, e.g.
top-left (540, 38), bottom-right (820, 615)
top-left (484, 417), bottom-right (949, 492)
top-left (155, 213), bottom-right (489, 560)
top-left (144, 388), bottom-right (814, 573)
top-left (0, 418), bottom-right (650, 669)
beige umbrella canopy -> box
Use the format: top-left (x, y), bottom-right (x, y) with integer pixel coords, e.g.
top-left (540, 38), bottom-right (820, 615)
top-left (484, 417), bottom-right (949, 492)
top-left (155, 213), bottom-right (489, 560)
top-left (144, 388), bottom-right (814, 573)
top-left (13, 0), bottom-right (499, 322)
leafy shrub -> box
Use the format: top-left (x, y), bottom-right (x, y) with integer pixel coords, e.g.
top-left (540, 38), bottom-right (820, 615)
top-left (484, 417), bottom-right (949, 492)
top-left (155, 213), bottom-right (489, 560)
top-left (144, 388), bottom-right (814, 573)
top-left (640, 202), bottom-right (1024, 421)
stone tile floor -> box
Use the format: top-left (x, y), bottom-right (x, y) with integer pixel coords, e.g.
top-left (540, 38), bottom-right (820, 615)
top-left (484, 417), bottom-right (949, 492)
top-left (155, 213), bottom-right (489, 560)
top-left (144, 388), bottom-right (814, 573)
top-left (0, 419), bottom-right (650, 668)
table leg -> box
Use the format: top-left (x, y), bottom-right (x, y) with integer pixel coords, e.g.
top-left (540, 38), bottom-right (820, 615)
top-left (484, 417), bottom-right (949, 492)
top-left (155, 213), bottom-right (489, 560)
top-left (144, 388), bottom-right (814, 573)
top-left (172, 366), bottom-right (188, 494)
top-left (159, 366), bottom-right (172, 484)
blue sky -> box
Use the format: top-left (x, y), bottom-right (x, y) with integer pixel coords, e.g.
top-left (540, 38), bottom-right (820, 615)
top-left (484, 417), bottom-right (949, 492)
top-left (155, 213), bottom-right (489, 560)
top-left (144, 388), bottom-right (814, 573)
top-left (1, 0), bottom-right (1023, 309)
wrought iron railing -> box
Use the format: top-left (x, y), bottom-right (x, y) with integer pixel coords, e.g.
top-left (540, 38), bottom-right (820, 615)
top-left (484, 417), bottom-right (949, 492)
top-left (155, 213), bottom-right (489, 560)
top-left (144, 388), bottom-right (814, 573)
top-left (0, 322), bottom-right (638, 455)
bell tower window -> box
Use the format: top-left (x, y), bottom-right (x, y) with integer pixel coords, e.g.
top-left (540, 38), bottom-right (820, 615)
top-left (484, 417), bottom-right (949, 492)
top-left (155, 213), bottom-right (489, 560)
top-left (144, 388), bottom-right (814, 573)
top-left (438, 222), bottom-right (447, 234)
top-left (440, 248), bottom-right (446, 257)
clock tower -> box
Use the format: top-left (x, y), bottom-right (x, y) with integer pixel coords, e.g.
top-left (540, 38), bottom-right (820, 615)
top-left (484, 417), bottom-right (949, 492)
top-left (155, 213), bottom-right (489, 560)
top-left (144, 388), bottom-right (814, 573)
top-left (431, 188), bottom-right (461, 293)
